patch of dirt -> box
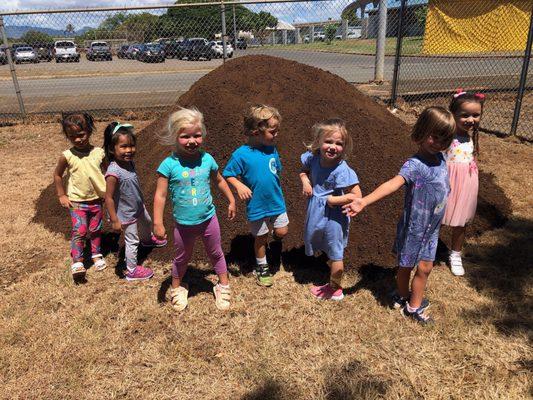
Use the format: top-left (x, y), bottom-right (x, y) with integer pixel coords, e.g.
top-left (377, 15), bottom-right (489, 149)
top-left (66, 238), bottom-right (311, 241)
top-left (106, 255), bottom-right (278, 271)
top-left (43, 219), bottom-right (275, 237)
top-left (33, 55), bottom-right (511, 272)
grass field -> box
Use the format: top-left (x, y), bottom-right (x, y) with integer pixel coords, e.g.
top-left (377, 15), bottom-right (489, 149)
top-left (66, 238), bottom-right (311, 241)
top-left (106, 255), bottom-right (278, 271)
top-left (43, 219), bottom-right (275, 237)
top-left (0, 117), bottom-right (531, 399)
top-left (264, 37), bottom-right (424, 56)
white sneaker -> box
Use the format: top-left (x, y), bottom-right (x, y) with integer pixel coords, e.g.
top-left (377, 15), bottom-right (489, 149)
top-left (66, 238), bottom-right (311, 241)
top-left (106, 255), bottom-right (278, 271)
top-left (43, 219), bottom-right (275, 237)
top-left (449, 253), bottom-right (465, 276)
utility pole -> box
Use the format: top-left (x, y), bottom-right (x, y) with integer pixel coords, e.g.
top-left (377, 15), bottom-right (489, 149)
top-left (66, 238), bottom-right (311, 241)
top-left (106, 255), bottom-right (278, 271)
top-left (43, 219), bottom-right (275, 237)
top-left (374, 0), bottom-right (387, 82)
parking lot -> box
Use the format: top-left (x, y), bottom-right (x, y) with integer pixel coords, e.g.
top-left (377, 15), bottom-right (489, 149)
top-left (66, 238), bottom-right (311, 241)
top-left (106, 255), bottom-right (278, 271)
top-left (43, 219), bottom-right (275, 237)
top-left (0, 47), bottom-right (530, 118)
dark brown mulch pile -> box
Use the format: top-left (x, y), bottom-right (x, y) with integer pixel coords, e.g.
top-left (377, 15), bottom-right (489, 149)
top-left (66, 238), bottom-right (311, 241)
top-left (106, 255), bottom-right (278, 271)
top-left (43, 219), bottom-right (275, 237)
top-left (34, 55), bottom-right (511, 271)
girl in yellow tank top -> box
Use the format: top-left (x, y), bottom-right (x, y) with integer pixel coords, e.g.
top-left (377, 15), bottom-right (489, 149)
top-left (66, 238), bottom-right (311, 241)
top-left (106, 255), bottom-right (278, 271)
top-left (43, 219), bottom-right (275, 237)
top-left (52, 112), bottom-right (107, 279)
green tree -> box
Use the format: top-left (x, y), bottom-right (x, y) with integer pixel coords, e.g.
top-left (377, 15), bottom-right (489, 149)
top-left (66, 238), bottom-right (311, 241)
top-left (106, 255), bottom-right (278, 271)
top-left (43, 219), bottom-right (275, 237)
top-left (414, 5), bottom-right (428, 27)
top-left (122, 13), bottom-right (159, 42)
top-left (65, 23), bottom-right (75, 36)
top-left (324, 23), bottom-right (338, 44)
top-left (161, 1), bottom-right (277, 40)
top-left (341, 9), bottom-right (361, 26)
top-left (20, 30), bottom-right (54, 46)
top-left (100, 12), bottom-right (128, 31)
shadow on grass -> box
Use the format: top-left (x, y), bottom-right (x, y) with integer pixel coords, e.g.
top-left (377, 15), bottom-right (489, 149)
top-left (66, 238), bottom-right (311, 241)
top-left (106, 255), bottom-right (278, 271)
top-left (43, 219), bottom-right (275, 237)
top-left (241, 379), bottom-right (284, 400)
top-left (324, 360), bottom-right (390, 400)
top-left (157, 266), bottom-right (220, 304)
top-left (460, 217), bottom-right (533, 337)
top-left (239, 360), bottom-right (391, 400)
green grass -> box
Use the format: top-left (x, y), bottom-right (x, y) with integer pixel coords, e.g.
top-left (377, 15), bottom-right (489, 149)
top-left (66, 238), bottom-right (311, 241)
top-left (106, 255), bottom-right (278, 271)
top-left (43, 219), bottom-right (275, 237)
top-left (265, 36), bottom-right (423, 56)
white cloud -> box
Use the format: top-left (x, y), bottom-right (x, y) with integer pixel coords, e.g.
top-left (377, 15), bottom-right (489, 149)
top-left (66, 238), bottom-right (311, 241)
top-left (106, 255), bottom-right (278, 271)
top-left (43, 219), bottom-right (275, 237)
top-left (1, 0), bottom-right (174, 12)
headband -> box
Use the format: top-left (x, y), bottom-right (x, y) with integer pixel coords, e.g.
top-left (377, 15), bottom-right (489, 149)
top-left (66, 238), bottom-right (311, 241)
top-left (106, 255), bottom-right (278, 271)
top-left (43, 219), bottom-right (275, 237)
top-left (112, 123), bottom-right (133, 135)
top-left (453, 88), bottom-right (485, 100)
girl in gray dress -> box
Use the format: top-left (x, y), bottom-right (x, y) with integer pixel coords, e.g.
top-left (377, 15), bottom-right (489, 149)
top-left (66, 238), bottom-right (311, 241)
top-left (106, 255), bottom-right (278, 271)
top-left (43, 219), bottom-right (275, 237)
top-left (104, 122), bottom-right (167, 281)
top-left (343, 107), bottom-right (455, 325)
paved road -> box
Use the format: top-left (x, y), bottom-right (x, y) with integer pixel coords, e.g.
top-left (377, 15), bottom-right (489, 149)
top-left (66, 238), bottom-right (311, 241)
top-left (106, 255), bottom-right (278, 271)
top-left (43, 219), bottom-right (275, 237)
top-left (0, 49), bottom-right (526, 115)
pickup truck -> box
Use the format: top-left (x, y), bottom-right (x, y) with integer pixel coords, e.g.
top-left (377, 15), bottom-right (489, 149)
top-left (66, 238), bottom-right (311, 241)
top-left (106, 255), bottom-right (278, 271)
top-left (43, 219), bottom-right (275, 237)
top-left (54, 40), bottom-right (80, 63)
top-left (86, 41), bottom-right (112, 61)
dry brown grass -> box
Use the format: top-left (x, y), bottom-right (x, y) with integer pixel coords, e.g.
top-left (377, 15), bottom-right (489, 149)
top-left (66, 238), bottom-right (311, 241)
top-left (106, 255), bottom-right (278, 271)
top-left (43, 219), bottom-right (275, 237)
top-left (0, 121), bottom-right (531, 399)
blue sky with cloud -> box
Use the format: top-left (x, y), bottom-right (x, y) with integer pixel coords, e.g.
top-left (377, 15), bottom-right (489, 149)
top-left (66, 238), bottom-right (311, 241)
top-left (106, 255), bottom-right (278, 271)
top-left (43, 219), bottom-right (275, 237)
top-left (2, 1), bottom-right (426, 30)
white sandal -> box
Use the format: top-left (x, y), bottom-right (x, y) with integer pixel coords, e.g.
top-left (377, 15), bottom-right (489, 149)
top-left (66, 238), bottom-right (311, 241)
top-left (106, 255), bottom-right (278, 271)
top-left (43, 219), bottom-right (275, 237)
top-left (92, 255), bottom-right (107, 271)
top-left (449, 253), bottom-right (465, 276)
top-left (169, 285), bottom-right (188, 311)
top-left (71, 261), bottom-right (86, 276)
top-left (213, 284), bottom-right (231, 311)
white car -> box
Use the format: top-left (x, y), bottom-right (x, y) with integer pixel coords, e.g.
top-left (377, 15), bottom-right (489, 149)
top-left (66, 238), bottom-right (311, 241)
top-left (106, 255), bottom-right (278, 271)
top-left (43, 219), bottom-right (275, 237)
top-left (209, 41), bottom-right (233, 58)
top-left (54, 40), bottom-right (80, 63)
top-left (14, 46), bottom-right (38, 64)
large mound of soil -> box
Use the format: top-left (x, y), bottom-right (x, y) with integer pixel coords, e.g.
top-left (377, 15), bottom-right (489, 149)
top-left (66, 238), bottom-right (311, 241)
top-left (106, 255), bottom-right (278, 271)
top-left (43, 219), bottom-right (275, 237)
top-left (134, 55), bottom-right (510, 269)
top-left (33, 55), bottom-right (510, 271)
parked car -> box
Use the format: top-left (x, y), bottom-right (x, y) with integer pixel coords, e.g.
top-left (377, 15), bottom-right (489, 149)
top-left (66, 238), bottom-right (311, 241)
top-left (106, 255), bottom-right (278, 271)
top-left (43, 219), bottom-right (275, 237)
top-left (12, 43), bottom-right (30, 51)
top-left (14, 46), bottom-right (39, 64)
top-left (0, 47), bottom-right (7, 65)
top-left (54, 40), bottom-right (80, 62)
top-left (234, 38), bottom-right (247, 49)
top-left (175, 38), bottom-right (214, 61)
top-left (86, 41), bottom-right (112, 61)
top-left (125, 44), bottom-right (142, 59)
top-left (209, 41), bottom-right (233, 58)
top-left (162, 39), bottom-right (183, 58)
top-left (117, 45), bottom-right (129, 59)
top-left (304, 32), bottom-right (326, 43)
top-left (34, 44), bottom-right (53, 62)
top-left (136, 44), bottom-right (165, 63)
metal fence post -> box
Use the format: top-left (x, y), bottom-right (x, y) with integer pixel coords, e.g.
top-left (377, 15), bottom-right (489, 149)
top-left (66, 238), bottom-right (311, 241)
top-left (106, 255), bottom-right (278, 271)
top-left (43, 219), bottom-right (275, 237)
top-left (510, 4), bottom-right (533, 136)
top-left (221, 2), bottom-right (227, 63)
top-left (374, 0), bottom-right (387, 82)
top-left (0, 15), bottom-right (27, 122)
top-left (232, 5), bottom-right (237, 48)
top-left (389, 0), bottom-right (407, 108)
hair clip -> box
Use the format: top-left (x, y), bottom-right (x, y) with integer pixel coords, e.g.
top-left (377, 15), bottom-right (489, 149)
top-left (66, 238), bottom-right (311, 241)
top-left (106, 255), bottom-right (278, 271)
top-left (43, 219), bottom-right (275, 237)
top-left (112, 122), bottom-right (133, 135)
top-left (474, 93), bottom-right (485, 100)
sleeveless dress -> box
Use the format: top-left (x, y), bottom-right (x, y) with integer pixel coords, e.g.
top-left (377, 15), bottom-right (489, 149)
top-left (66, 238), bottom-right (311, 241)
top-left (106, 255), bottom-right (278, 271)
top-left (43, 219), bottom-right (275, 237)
top-left (442, 135), bottom-right (479, 227)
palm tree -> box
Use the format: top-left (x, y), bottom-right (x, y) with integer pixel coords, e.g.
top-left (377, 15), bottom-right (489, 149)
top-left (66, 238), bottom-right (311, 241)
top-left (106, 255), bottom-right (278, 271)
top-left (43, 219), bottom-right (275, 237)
top-left (65, 23), bottom-right (75, 37)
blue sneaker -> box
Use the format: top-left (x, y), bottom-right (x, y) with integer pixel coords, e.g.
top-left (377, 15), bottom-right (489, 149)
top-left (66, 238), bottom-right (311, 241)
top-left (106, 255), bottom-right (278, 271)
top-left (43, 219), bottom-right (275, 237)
top-left (401, 305), bottom-right (434, 325)
top-left (391, 293), bottom-right (430, 311)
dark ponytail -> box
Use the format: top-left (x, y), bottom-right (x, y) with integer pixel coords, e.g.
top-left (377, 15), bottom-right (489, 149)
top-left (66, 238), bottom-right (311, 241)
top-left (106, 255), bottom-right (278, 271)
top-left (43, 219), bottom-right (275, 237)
top-left (103, 122), bottom-right (120, 161)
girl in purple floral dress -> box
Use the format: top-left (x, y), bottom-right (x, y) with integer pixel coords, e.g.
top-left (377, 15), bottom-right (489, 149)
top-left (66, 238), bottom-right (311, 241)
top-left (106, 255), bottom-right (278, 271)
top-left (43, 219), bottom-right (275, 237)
top-left (343, 107), bottom-right (455, 325)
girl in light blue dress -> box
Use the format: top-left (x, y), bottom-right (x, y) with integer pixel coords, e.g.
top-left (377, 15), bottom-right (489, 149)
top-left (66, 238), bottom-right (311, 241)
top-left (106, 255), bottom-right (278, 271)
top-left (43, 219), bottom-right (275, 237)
top-left (343, 107), bottom-right (455, 325)
top-left (300, 119), bottom-right (362, 301)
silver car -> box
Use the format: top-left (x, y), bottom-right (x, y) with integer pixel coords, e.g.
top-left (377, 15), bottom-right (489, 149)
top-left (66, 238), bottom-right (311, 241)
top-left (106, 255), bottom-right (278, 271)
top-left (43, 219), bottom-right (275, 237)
top-left (14, 46), bottom-right (38, 64)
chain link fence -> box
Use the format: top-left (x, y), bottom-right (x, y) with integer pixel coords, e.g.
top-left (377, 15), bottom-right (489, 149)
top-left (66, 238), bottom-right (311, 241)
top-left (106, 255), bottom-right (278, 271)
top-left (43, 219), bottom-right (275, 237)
top-left (389, 0), bottom-right (533, 140)
top-left (0, 0), bottom-right (532, 140)
top-left (0, 0), bottom-right (366, 118)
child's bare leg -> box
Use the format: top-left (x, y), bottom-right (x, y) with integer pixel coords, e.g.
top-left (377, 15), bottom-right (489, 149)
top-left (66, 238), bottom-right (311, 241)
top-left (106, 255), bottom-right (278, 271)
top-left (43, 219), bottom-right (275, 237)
top-left (396, 267), bottom-right (412, 298)
top-left (217, 272), bottom-right (229, 286)
top-left (272, 226), bottom-right (288, 240)
top-left (254, 234), bottom-right (268, 259)
top-left (409, 261), bottom-right (433, 308)
top-left (329, 260), bottom-right (343, 289)
top-left (451, 226), bottom-right (466, 252)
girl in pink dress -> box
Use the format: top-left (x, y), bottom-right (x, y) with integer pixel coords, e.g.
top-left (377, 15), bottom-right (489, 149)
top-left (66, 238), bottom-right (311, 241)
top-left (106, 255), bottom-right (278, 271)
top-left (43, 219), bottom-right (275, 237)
top-left (443, 90), bottom-right (485, 276)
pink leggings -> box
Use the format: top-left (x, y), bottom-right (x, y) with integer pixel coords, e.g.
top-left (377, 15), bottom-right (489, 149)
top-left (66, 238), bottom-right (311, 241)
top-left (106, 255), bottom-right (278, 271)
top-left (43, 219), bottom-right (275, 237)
top-left (172, 214), bottom-right (227, 279)
top-left (69, 200), bottom-right (103, 262)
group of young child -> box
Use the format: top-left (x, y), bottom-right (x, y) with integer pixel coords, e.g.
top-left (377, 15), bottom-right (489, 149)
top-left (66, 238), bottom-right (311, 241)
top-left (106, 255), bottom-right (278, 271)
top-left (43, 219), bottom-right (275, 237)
top-left (53, 90), bottom-right (484, 324)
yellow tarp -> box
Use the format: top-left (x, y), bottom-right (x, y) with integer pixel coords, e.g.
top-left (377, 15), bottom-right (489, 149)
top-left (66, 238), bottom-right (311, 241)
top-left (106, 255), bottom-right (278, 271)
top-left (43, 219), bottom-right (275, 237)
top-left (422, 0), bottom-right (532, 54)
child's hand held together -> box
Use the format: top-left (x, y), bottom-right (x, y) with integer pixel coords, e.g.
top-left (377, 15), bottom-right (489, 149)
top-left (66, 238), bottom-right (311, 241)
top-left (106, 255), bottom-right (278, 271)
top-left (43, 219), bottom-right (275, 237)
top-left (342, 198), bottom-right (366, 217)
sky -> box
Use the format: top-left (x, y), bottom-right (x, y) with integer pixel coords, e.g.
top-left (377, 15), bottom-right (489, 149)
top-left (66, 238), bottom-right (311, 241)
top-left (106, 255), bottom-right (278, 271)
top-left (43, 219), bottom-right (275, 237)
top-left (1, 1), bottom-right (426, 30)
